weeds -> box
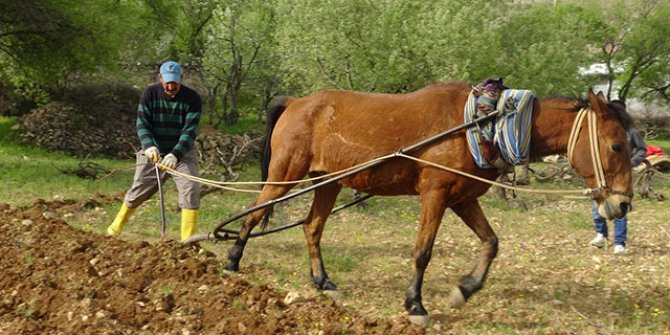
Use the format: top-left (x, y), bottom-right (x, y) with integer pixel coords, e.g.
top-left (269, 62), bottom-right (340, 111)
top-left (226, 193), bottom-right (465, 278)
top-left (160, 284), bottom-right (175, 296)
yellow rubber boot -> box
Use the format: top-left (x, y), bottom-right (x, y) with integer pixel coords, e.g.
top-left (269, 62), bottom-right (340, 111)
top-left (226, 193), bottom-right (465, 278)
top-left (181, 209), bottom-right (198, 242)
top-left (107, 203), bottom-right (135, 236)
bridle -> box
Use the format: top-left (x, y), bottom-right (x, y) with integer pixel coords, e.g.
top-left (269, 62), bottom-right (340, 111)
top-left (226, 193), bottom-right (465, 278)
top-left (566, 108), bottom-right (633, 198)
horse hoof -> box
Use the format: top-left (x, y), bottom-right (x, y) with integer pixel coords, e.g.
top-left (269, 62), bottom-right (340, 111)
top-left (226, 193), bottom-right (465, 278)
top-left (322, 290), bottom-right (343, 301)
top-left (448, 286), bottom-right (466, 309)
top-left (320, 278), bottom-right (338, 291)
top-left (224, 262), bottom-right (239, 272)
top-left (408, 314), bottom-right (431, 328)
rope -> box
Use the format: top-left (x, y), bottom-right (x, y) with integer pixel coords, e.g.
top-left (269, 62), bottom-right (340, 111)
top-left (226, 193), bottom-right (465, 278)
top-left (587, 111), bottom-right (607, 189)
top-left (157, 152), bottom-right (398, 193)
top-left (567, 108), bottom-right (587, 161)
top-left (158, 152), bottom-right (591, 199)
top-left (156, 107), bottom-right (612, 200)
top-left (567, 108), bottom-right (607, 191)
top-left (394, 153), bottom-right (588, 197)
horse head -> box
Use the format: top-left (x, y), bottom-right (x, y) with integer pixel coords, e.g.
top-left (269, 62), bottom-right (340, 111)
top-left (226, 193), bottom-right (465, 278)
top-left (568, 89), bottom-right (633, 219)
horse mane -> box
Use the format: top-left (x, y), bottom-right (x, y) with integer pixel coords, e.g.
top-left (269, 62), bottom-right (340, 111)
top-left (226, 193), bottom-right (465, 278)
top-left (608, 100), bottom-right (635, 130)
top-left (537, 96), bottom-right (587, 112)
top-left (540, 96), bottom-right (633, 130)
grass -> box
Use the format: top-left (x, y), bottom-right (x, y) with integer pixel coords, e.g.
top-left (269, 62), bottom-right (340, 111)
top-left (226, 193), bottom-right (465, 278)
top-left (0, 116), bottom-right (134, 206)
top-left (203, 112), bottom-right (265, 135)
top-left (2, 115), bottom-right (670, 334)
top-left (648, 138), bottom-right (670, 153)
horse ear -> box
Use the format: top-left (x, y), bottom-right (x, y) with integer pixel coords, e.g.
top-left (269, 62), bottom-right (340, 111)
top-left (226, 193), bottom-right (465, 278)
top-left (588, 88), bottom-right (606, 114)
top-left (597, 91), bottom-right (607, 101)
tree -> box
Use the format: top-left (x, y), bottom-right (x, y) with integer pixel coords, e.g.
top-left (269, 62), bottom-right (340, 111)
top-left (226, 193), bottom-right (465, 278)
top-left (573, 0), bottom-right (670, 107)
top-left (602, 0), bottom-right (670, 105)
top-left (141, 0), bottom-right (216, 63)
top-left (274, 0), bottom-right (437, 94)
top-left (272, 0), bottom-right (607, 97)
top-left (201, 0), bottom-right (279, 126)
top-left (490, 2), bottom-right (608, 96)
top-left (0, 0), bottom-right (75, 78)
top-left (0, 0), bottom-right (163, 106)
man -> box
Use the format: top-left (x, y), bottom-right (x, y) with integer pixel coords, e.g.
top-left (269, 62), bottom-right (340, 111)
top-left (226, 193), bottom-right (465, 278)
top-left (107, 61), bottom-right (202, 241)
top-left (589, 100), bottom-right (645, 255)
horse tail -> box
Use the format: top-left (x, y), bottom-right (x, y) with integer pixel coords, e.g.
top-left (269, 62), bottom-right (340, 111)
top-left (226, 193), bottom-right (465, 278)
top-left (261, 95), bottom-right (291, 181)
top-left (260, 95), bottom-right (291, 229)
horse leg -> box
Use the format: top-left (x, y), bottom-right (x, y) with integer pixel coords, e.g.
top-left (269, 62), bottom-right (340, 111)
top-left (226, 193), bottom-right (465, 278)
top-left (405, 188), bottom-right (448, 318)
top-left (447, 200), bottom-right (498, 308)
top-left (303, 181), bottom-right (342, 291)
top-left (225, 183), bottom-right (297, 271)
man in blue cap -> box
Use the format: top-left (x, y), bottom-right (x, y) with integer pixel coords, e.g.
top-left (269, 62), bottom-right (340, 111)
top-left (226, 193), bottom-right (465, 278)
top-left (107, 60), bottom-right (202, 241)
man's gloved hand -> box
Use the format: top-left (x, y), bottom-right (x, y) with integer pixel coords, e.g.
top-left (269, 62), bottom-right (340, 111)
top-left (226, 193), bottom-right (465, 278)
top-left (160, 153), bottom-right (178, 170)
top-left (144, 146), bottom-right (160, 163)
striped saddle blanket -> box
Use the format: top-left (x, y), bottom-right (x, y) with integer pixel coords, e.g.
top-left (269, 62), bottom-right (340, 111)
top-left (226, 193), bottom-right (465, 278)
top-left (464, 89), bottom-right (535, 169)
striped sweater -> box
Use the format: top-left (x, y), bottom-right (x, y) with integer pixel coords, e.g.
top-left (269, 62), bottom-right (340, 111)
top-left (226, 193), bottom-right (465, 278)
top-left (136, 83), bottom-right (202, 160)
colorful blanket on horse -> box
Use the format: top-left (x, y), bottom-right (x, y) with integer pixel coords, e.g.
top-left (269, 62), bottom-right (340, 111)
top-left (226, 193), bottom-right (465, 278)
top-left (465, 89), bottom-right (535, 169)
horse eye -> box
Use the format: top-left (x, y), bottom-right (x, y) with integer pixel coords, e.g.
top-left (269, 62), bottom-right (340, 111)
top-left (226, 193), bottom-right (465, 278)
top-left (612, 144), bottom-right (623, 152)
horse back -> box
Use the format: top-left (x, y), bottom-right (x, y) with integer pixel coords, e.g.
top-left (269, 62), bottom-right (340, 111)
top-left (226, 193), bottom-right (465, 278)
top-left (270, 81), bottom-right (484, 194)
top-left (277, 81), bottom-right (470, 150)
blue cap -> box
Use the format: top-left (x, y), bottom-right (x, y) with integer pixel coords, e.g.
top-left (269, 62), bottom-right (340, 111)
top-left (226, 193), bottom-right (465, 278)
top-left (160, 61), bottom-right (182, 83)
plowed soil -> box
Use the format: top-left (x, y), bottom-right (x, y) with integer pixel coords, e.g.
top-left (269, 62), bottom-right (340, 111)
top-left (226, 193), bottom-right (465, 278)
top-left (0, 197), bottom-right (424, 335)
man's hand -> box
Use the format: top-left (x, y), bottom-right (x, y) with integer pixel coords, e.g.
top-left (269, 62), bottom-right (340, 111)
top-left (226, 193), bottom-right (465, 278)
top-left (160, 153), bottom-right (177, 170)
top-left (144, 146), bottom-right (160, 163)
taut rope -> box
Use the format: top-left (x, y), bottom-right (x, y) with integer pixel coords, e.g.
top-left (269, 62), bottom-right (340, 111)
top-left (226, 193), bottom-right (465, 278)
top-left (159, 154), bottom-right (591, 199)
top-left (161, 107), bottom-right (616, 199)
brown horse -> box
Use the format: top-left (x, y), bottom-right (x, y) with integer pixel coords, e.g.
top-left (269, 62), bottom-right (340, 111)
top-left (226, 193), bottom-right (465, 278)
top-left (224, 80), bottom-right (633, 322)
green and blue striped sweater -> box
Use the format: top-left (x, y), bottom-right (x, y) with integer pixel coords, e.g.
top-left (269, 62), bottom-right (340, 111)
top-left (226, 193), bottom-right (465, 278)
top-left (136, 83), bottom-right (202, 160)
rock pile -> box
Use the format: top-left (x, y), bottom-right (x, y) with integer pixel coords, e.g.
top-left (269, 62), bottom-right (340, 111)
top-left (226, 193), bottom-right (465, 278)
top-left (16, 85), bottom-right (264, 180)
top-left (196, 126), bottom-right (263, 182)
top-left (17, 85), bottom-right (139, 158)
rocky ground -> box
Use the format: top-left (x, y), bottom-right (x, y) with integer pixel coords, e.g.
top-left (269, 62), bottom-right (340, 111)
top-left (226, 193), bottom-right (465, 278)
top-left (0, 196), bottom-right (425, 335)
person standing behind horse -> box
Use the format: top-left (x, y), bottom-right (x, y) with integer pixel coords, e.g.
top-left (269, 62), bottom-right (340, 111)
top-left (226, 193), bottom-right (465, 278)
top-left (589, 100), bottom-right (645, 255)
top-left (107, 61), bottom-right (202, 242)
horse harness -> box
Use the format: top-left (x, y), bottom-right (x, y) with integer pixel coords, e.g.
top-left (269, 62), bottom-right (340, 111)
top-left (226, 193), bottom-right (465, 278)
top-left (566, 108), bottom-right (634, 199)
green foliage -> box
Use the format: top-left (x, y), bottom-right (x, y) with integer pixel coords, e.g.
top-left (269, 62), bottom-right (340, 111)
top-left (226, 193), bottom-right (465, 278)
top-left (17, 300), bottom-right (36, 319)
top-left (152, 0), bottom-right (217, 62)
top-left (422, 0), bottom-right (510, 83)
top-left (0, 116), bottom-right (19, 142)
top-left (275, 0), bottom-right (439, 94)
top-left (584, 0), bottom-right (670, 105)
top-left (494, 2), bottom-right (607, 96)
top-left (0, 0), bottom-right (165, 107)
top-left (160, 284), bottom-right (175, 296)
top-left (201, 0), bottom-right (278, 125)
top-left (2, 0), bottom-right (669, 125)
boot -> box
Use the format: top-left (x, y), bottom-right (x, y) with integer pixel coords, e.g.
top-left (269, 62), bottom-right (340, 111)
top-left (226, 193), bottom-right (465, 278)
top-left (181, 209), bottom-right (198, 242)
top-left (107, 203), bottom-right (136, 236)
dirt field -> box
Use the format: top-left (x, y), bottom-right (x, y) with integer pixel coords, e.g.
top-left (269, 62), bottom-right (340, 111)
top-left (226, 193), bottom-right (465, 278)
top-left (0, 197), bottom-right (425, 335)
top-left (2, 186), bottom-right (669, 334)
